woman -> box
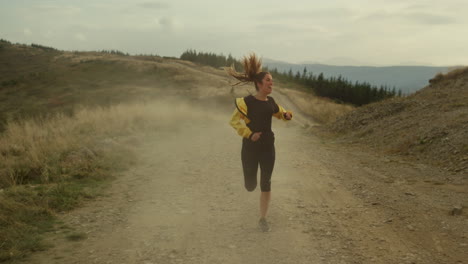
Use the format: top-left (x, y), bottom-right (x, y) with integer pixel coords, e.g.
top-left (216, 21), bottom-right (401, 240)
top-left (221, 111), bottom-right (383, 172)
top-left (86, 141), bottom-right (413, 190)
top-left (227, 53), bottom-right (292, 232)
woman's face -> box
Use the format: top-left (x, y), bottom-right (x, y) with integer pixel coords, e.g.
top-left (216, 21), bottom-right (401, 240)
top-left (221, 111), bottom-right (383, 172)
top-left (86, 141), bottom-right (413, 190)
top-left (257, 73), bottom-right (273, 94)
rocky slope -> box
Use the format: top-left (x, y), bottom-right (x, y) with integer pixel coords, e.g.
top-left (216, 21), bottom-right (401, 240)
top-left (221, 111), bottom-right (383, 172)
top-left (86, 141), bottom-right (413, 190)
top-left (328, 67), bottom-right (468, 175)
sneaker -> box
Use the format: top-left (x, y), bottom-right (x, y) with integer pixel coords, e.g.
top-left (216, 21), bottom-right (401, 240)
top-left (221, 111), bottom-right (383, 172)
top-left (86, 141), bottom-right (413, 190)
top-left (258, 217), bottom-right (271, 232)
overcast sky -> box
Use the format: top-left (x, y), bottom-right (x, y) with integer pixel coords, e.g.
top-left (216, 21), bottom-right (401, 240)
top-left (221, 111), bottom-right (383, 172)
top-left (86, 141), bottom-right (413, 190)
top-left (1, 0), bottom-right (467, 66)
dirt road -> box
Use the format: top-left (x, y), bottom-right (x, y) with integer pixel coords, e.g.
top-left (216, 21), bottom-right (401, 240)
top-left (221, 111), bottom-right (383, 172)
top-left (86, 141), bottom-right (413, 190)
top-left (25, 93), bottom-right (467, 264)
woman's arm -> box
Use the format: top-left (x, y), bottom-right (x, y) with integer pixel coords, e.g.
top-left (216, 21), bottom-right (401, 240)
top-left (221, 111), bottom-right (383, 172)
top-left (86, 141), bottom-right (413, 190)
top-left (229, 108), bottom-right (253, 139)
top-left (273, 104), bottom-right (293, 121)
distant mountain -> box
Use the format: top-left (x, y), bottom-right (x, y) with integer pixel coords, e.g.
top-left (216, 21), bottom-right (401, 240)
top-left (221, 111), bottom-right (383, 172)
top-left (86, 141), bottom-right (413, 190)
top-left (263, 59), bottom-right (452, 94)
top-left (310, 57), bottom-right (369, 66)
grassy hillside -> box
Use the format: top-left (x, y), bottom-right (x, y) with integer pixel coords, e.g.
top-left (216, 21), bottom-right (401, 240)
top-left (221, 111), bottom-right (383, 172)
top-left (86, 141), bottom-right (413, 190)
top-left (0, 40), bottom-right (233, 131)
top-left (328, 67), bottom-right (468, 174)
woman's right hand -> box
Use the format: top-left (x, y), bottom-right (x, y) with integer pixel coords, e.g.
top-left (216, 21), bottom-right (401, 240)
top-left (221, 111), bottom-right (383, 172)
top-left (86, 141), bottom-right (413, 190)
top-left (251, 132), bottom-right (262, 142)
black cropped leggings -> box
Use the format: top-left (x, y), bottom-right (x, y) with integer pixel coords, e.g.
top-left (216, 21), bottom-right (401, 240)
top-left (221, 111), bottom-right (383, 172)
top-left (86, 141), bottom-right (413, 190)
top-left (241, 138), bottom-right (275, 192)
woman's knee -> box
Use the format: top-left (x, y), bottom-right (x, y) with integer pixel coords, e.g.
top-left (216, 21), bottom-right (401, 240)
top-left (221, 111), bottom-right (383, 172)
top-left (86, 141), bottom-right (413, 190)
top-left (260, 183), bottom-right (271, 192)
top-left (245, 183), bottom-right (257, 192)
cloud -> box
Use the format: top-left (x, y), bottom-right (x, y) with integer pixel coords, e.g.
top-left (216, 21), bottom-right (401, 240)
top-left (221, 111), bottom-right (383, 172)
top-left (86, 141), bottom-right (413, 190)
top-left (359, 10), bottom-right (456, 25)
top-left (23, 28), bottom-right (32, 36)
top-left (74, 33), bottom-right (87, 42)
top-left (407, 12), bottom-right (457, 25)
top-left (260, 7), bottom-right (356, 22)
top-left (34, 4), bottom-right (82, 16)
top-left (137, 1), bottom-right (169, 9)
top-left (43, 30), bottom-right (54, 39)
top-left (156, 17), bottom-right (183, 32)
top-left (255, 23), bottom-right (329, 35)
top-left (159, 17), bottom-right (173, 27)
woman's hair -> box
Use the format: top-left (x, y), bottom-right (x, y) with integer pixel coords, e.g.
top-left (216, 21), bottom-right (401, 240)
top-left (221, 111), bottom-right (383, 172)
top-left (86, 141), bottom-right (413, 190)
top-left (225, 53), bottom-right (270, 90)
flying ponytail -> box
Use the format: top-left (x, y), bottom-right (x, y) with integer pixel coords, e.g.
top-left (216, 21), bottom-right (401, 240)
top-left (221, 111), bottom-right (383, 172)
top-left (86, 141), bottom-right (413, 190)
top-left (225, 53), bottom-right (269, 90)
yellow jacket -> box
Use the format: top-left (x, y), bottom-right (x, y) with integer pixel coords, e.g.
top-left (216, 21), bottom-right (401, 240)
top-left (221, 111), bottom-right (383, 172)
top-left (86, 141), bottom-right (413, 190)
top-left (229, 97), bottom-right (293, 139)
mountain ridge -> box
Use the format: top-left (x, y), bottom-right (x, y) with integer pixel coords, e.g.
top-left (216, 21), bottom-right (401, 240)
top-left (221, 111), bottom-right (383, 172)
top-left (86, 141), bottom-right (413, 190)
top-left (263, 58), bottom-right (455, 94)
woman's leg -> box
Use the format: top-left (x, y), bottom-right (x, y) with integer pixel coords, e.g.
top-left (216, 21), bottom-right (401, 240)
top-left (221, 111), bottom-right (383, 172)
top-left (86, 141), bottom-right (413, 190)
top-left (260, 191), bottom-right (271, 218)
top-left (259, 191), bottom-right (271, 232)
top-left (259, 144), bottom-right (275, 216)
top-left (241, 139), bottom-right (259, 191)
top-left (258, 144), bottom-right (275, 231)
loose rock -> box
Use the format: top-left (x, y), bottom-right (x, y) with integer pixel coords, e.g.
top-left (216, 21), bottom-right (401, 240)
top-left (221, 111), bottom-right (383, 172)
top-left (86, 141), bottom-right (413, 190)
top-left (450, 206), bottom-right (463, 216)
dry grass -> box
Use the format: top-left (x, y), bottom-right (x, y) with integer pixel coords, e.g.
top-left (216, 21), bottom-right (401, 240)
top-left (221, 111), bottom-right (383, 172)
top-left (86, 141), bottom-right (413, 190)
top-left (0, 99), bottom-right (214, 262)
top-left (329, 68), bottom-right (468, 174)
top-left (0, 100), bottom-right (211, 187)
top-left (281, 88), bottom-right (355, 124)
top-left (429, 66), bottom-right (468, 84)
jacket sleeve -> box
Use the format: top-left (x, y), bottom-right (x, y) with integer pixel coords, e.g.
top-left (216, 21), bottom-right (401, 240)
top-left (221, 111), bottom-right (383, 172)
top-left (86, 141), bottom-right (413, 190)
top-left (229, 108), bottom-right (253, 139)
top-left (273, 104), bottom-right (293, 121)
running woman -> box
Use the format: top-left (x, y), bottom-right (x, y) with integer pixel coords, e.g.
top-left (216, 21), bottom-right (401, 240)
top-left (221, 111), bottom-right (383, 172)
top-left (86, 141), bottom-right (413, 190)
top-left (227, 53), bottom-right (293, 232)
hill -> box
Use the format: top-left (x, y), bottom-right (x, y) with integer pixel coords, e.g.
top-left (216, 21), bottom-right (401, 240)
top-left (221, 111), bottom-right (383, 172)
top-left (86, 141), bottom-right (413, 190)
top-left (0, 40), bottom-right (355, 130)
top-left (0, 40), bottom-right (233, 130)
top-left (263, 58), bottom-right (452, 94)
top-left (327, 67), bottom-right (468, 175)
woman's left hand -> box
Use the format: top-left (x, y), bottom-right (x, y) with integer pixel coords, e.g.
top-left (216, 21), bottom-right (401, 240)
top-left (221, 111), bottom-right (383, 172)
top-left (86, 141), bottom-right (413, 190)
top-left (284, 112), bottom-right (292, 120)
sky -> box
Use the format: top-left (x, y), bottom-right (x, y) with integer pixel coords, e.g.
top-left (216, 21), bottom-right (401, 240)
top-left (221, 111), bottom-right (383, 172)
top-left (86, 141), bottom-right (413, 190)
top-left (1, 0), bottom-right (467, 66)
